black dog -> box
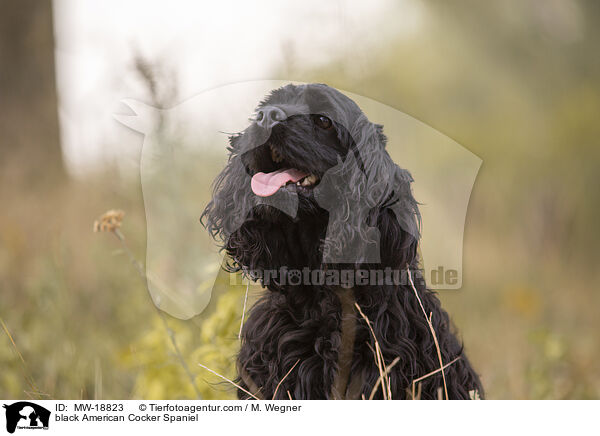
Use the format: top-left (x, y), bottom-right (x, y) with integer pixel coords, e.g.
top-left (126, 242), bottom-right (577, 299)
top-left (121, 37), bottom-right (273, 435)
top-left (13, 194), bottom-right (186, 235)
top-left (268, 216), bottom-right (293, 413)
top-left (202, 83), bottom-right (483, 399)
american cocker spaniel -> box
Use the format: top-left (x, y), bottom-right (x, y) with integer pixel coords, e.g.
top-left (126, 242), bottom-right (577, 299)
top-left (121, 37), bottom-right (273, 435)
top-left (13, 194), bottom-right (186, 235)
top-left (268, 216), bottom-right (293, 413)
top-left (202, 83), bottom-right (483, 400)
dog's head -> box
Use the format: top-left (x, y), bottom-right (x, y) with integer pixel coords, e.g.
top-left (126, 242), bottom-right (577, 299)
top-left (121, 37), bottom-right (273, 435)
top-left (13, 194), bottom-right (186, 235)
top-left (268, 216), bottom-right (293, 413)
top-left (202, 84), bottom-right (420, 279)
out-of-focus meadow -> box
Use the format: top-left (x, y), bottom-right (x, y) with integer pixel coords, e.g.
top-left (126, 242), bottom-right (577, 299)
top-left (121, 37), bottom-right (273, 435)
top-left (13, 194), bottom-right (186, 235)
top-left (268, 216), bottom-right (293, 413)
top-left (1, 1), bottom-right (600, 399)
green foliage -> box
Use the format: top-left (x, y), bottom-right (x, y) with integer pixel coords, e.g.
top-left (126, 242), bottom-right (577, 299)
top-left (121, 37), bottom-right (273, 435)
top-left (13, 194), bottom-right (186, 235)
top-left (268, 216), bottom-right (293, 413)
top-left (121, 288), bottom-right (244, 400)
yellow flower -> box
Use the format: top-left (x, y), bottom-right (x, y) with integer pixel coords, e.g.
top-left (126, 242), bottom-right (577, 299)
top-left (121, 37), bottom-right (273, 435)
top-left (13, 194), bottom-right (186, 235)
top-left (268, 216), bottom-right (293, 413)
top-left (93, 209), bottom-right (125, 233)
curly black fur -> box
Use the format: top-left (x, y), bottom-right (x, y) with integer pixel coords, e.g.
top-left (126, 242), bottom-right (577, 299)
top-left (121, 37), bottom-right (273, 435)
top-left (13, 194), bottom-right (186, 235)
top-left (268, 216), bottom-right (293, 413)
top-left (202, 83), bottom-right (483, 399)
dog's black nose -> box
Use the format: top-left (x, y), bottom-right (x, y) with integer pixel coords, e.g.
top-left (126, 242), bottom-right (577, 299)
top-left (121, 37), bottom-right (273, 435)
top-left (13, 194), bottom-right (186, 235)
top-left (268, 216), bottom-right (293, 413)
top-left (256, 106), bottom-right (286, 129)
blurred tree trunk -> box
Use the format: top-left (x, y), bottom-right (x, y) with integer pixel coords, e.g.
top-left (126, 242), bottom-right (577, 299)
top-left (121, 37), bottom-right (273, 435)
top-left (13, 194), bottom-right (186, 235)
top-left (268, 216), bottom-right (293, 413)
top-left (0, 0), bottom-right (65, 182)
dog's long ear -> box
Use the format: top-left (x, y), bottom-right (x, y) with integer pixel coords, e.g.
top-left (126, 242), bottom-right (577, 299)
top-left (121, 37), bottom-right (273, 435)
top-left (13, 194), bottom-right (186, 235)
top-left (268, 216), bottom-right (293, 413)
top-left (358, 120), bottom-right (421, 268)
top-left (319, 114), bottom-right (420, 267)
top-left (201, 134), bottom-right (253, 243)
top-left (377, 164), bottom-right (421, 268)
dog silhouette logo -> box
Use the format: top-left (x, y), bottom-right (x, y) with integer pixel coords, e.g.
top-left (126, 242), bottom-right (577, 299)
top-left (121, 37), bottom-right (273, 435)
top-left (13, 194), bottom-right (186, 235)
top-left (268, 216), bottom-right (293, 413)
top-left (115, 80), bottom-right (481, 320)
top-left (2, 402), bottom-right (50, 434)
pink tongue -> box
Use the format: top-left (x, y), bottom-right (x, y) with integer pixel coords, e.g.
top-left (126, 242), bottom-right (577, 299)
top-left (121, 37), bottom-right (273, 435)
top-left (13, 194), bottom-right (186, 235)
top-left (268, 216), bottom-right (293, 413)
top-left (251, 168), bottom-right (308, 197)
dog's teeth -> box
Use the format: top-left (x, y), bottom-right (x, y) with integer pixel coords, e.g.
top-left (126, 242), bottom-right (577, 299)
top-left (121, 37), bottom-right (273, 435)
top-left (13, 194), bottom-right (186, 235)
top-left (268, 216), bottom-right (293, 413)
top-left (270, 147), bottom-right (283, 163)
top-left (301, 175), bottom-right (318, 186)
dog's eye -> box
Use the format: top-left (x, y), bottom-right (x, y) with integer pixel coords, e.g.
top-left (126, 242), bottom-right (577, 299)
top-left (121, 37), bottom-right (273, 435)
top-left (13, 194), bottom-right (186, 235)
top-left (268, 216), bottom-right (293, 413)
top-left (314, 115), bottom-right (332, 130)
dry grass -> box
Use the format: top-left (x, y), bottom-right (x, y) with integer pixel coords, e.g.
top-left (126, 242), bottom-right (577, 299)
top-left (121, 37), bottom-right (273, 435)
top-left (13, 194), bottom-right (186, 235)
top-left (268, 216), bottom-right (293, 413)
top-left (238, 282), bottom-right (249, 340)
top-left (351, 267), bottom-right (462, 400)
top-left (94, 210), bottom-right (202, 399)
top-left (273, 359), bottom-right (300, 399)
top-left (369, 357), bottom-right (400, 400)
top-left (354, 302), bottom-right (392, 399)
top-left (0, 317), bottom-right (49, 400)
top-left (409, 357), bottom-right (461, 400)
top-left (406, 266), bottom-right (451, 400)
top-left (196, 359), bottom-right (301, 401)
top-left (197, 363), bottom-right (259, 400)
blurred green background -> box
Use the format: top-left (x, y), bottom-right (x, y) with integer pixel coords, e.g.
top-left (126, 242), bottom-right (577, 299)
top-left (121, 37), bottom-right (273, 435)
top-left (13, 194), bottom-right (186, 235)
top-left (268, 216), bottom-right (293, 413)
top-left (1, 0), bottom-right (599, 399)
